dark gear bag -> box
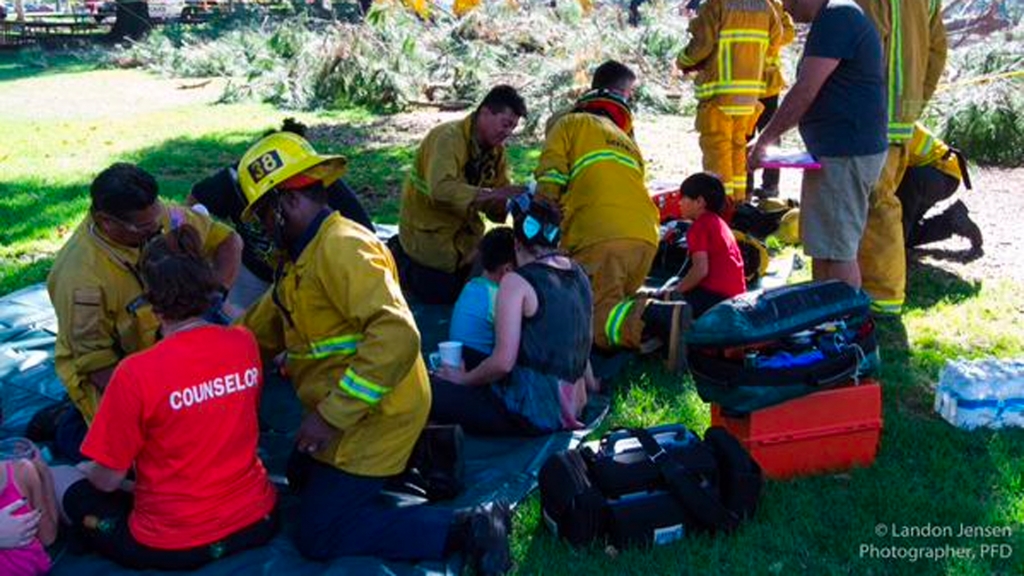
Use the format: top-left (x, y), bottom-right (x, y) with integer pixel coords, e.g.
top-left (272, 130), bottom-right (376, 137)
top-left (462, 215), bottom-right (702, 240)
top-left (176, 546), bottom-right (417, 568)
top-left (581, 425), bottom-right (717, 499)
top-left (538, 449), bottom-right (606, 546)
top-left (729, 198), bottom-right (799, 240)
top-left (688, 281), bottom-right (878, 414)
top-left (539, 425), bottom-right (762, 548)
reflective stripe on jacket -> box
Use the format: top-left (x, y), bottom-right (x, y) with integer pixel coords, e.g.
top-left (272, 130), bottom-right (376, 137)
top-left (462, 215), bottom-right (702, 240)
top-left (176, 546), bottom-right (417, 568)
top-left (677, 0), bottom-right (782, 111)
top-left (855, 0), bottom-right (947, 142)
top-left (398, 115), bottom-right (511, 273)
top-left (907, 122), bottom-right (961, 181)
top-left (241, 213), bottom-right (430, 477)
top-left (535, 113), bottom-right (659, 253)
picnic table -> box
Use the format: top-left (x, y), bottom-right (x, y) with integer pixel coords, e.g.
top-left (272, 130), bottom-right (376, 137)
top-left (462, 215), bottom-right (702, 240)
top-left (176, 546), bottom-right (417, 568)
top-left (0, 17), bottom-right (109, 47)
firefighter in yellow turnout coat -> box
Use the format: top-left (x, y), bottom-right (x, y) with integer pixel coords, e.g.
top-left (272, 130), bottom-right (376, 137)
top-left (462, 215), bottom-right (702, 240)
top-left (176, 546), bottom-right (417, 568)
top-left (678, 0), bottom-right (782, 201)
top-left (855, 0), bottom-right (947, 314)
top-left (536, 91), bottom-right (688, 368)
top-left (897, 122), bottom-right (982, 255)
top-left (235, 133), bottom-right (513, 570)
top-left (396, 86), bottom-right (526, 305)
top-left (47, 162), bottom-right (241, 458)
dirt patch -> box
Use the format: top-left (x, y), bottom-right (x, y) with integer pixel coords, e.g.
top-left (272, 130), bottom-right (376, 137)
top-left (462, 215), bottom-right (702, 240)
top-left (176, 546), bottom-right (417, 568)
top-left (632, 114), bottom-right (1023, 288)
top-left (0, 70), bottom-right (226, 121)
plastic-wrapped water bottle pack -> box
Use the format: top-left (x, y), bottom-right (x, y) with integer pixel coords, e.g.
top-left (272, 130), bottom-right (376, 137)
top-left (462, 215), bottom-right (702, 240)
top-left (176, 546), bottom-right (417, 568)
top-left (934, 358), bottom-right (1024, 430)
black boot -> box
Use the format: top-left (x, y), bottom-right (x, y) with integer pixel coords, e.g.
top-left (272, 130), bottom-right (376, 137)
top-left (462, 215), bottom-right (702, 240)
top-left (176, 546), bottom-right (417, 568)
top-left (948, 200), bottom-right (984, 257)
top-left (387, 424), bottom-right (465, 501)
top-left (641, 300), bottom-right (692, 373)
top-left (447, 502), bottom-right (512, 575)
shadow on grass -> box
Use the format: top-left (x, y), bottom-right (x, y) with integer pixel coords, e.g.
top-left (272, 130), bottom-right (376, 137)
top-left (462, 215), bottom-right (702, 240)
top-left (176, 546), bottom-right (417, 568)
top-left (0, 50), bottom-right (102, 83)
top-left (905, 259), bottom-right (982, 311)
top-left (2, 125), bottom-right (542, 289)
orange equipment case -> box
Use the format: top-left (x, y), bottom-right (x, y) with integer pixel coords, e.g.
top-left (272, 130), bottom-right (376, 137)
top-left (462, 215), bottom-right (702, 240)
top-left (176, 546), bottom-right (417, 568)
top-left (710, 380), bottom-right (882, 479)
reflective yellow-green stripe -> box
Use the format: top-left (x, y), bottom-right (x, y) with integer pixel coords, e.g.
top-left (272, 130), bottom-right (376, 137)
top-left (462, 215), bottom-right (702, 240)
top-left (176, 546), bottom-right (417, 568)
top-left (409, 170), bottom-right (430, 196)
top-left (914, 133), bottom-right (936, 158)
top-left (870, 300), bottom-right (904, 315)
top-left (678, 52), bottom-right (698, 68)
top-left (538, 169), bottom-right (569, 186)
top-left (888, 123), bottom-right (914, 142)
top-left (339, 368), bottom-right (389, 405)
top-left (887, 0), bottom-right (905, 143)
top-left (604, 299), bottom-right (636, 348)
top-left (290, 334), bottom-right (362, 360)
top-left (569, 150), bottom-right (642, 181)
top-left (695, 81), bottom-right (766, 98)
top-left (721, 29), bottom-right (770, 39)
top-left (718, 105), bottom-right (756, 115)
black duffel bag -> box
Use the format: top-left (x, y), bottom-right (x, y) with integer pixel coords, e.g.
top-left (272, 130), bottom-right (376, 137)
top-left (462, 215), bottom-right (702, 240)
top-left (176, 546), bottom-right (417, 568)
top-left (539, 425), bottom-right (762, 548)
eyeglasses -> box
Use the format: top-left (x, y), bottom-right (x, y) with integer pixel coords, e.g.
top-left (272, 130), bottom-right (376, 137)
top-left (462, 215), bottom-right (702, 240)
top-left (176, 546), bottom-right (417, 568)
top-left (104, 201), bottom-right (166, 237)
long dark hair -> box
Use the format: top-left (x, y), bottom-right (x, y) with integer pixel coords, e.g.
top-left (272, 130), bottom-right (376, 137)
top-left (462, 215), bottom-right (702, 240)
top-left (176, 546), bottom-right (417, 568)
top-left (140, 224), bottom-right (219, 321)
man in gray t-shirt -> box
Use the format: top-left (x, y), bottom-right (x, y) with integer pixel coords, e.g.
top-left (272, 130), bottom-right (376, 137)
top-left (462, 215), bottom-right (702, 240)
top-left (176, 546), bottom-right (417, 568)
top-left (748, 0), bottom-right (886, 289)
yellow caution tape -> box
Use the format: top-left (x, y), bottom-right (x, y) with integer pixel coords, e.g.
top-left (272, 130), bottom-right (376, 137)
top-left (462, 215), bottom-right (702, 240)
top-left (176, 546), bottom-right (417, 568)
top-left (936, 69), bottom-right (1024, 93)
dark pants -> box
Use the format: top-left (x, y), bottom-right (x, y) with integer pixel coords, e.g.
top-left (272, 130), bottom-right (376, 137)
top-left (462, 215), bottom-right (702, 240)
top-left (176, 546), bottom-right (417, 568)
top-left (387, 236), bottom-right (471, 305)
top-left (747, 94), bottom-right (781, 193)
top-left (895, 166), bottom-right (961, 247)
top-left (429, 379), bottom-right (541, 437)
top-left (286, 453), bottom-right (454, 561)
top-left (63, 480), bottom-right (278, 571)
top-left (55, 406), bottom-right (88, 462)
top-left (683, 286), bottom-right (730, 319)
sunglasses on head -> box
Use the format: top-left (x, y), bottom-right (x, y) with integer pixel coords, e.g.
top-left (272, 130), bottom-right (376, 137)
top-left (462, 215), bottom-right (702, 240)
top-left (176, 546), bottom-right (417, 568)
top-left (508, 193), bottom-right (559, 244)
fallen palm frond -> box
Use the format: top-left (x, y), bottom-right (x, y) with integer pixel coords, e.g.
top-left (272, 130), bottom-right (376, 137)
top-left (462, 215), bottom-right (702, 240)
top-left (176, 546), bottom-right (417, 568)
top-left (111, 2), bottom-right (692, 132)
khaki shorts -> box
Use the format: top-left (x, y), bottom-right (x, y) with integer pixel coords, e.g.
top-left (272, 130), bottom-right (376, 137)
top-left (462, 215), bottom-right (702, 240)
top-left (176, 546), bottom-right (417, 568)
top-left (800, 153), bottom-right (886, 260)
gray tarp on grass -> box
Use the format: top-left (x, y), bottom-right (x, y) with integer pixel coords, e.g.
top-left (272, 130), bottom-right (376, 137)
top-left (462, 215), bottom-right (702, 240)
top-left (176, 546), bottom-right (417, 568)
top-left (0, 283), bottom-right (609, 576)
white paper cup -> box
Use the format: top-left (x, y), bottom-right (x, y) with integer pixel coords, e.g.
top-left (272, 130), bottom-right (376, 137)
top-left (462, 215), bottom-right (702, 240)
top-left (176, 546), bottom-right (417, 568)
top-left (438, 341), bottom-right (463, 368)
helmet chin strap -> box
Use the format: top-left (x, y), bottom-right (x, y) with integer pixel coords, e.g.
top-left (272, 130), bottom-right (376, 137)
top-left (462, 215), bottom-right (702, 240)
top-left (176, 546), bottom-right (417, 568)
top-left (270, 192), bottom-right (289, 251)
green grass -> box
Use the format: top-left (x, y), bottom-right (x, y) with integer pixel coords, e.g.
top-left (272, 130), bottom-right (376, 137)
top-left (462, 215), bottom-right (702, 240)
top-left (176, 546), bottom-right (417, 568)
top-left (3, 59), bottom-right (1024, 575)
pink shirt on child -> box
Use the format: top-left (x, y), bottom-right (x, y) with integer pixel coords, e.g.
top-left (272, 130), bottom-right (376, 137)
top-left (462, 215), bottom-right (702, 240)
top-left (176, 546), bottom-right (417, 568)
top-left (0, 462), bottom-right (51, 576)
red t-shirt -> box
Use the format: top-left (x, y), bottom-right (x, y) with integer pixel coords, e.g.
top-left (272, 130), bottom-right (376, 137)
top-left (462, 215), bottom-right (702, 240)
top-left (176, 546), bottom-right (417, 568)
top-left (82, 325), bottom-right (277, 550)
top-left (686, 211), bottom-right (747, 298)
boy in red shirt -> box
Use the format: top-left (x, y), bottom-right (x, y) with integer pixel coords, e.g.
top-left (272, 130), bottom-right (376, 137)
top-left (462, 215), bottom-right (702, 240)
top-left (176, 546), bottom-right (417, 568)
top-left (672, 173), bottom-right (747, 317)
top-left (53, 225), bottom-right (277, 570)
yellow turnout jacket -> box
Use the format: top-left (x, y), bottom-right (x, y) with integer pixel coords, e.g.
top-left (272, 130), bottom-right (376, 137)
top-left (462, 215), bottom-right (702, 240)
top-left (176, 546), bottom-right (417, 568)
top-left (907, 123), bottom-right (961, 181)
top-left (399, 115), bottom-right (511, 273)
top-left (677, 0), bottom-right (782, 114)
top-left (48, 207), bottom-right (233, 421)
top-left (535, 112), bottom-right (659, 253)
top-left (764, 0), bottom-right (795, 98)
top-left (242, 212), bottom-right (430, 477)
top-left (855, 0), bottom-right (947, 142)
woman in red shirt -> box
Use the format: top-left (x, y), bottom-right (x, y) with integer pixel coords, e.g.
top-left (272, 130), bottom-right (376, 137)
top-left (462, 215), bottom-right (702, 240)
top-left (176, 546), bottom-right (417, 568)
top-left (671, 173), bottom-right (747, 317)
top-left (55, 224), bottom-right (278, 570)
